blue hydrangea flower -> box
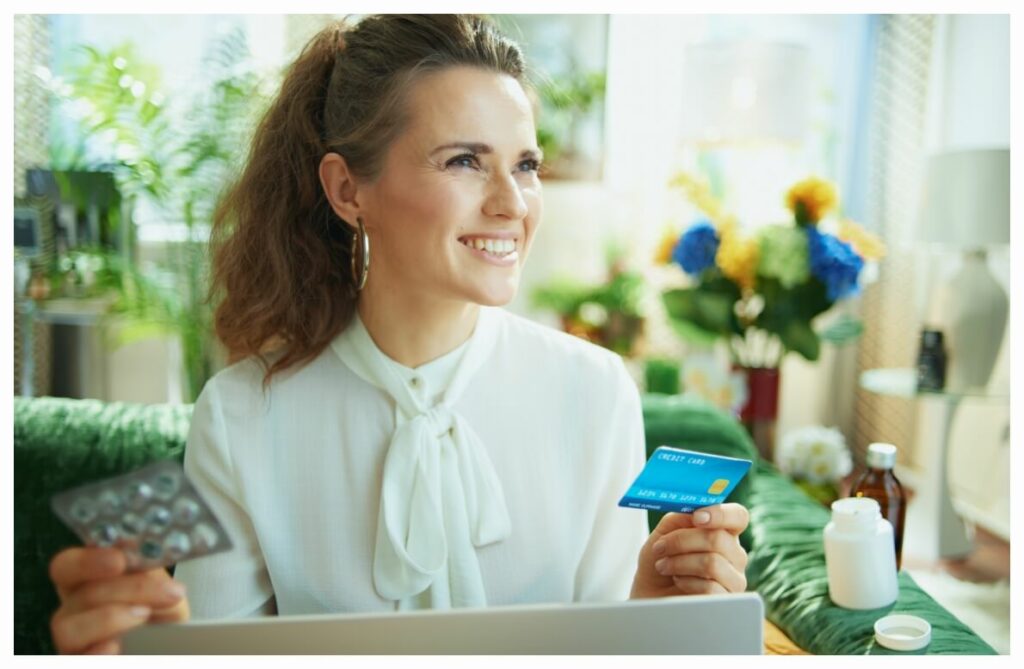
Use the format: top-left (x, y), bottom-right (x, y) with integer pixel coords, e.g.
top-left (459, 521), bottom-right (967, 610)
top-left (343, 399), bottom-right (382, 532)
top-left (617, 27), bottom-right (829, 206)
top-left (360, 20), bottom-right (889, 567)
top-left (807, 228), bottom-right (864, 301)
top-left (672, 220), bottom-right (719, 276)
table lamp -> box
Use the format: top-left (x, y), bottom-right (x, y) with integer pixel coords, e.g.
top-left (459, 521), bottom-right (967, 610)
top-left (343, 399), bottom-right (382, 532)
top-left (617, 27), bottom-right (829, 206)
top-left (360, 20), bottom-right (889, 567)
top-left (918, 147), bottom-right (1010, 392)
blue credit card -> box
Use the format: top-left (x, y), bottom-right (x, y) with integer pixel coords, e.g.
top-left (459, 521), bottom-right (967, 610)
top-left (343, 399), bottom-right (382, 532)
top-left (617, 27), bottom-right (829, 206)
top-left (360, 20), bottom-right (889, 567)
top-left (618, 446), bottom-right (752, 514)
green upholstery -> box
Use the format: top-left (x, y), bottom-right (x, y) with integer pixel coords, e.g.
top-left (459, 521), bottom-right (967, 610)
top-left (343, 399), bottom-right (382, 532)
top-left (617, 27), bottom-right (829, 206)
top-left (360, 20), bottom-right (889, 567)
top-left (13, 397), bottom-right (192, 655)
top-left (13, 395), bottom-right (996, 655)
top-left (746, 459), bottom-right (996, 654)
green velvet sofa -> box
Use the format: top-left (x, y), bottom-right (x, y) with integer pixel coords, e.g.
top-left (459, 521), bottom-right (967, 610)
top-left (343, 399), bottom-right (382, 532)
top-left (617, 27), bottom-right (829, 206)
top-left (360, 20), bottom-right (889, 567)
top-left (13, 394), bottom-right (997, 655)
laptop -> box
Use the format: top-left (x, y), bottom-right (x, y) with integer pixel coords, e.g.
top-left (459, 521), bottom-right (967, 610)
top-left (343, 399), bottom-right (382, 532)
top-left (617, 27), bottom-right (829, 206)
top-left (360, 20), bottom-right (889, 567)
top-left (122, 592), bottom-right (764, 654)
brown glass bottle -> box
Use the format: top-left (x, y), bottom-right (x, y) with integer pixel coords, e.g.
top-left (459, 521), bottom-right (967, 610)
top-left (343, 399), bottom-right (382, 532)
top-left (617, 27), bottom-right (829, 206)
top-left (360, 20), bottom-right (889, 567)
top-left (851, 442), bottom-right (907, 570)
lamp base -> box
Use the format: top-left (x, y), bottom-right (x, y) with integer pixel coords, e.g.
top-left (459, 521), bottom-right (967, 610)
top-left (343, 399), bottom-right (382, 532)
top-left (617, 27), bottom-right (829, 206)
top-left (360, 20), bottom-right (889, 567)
top-left (932, 250), bottom-right (1008, 392)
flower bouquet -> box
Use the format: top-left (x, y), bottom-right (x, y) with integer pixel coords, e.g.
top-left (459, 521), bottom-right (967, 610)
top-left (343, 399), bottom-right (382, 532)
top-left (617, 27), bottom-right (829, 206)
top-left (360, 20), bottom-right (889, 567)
top-left (657, 173), bottom-right (885, 366)
top-left (775, 425), bottom-right (854, 506)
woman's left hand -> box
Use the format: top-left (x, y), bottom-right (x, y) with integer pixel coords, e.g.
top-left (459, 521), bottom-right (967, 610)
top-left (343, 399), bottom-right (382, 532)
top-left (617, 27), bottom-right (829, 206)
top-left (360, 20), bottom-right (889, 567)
top-left (629, 504), bottom-right (750, 599)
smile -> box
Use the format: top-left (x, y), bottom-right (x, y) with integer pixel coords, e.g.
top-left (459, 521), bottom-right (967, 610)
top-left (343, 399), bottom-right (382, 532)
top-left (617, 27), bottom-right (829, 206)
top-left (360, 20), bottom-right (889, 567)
top-left (457, 235), bottom-right (519, 266)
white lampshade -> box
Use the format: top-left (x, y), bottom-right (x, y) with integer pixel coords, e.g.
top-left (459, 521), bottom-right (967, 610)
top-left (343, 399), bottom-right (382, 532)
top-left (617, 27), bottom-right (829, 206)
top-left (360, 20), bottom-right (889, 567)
top-left (679, 42), bottom-right (810, 145)
top-left (918, 148), bottom-right (1010, 248)
top-left (919, 147), bottom-right (1010, 392)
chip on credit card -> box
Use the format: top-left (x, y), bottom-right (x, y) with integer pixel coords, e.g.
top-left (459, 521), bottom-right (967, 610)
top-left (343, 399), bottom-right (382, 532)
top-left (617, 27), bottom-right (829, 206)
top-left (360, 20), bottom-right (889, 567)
top-left (618, 446), bottom-right (752, 514)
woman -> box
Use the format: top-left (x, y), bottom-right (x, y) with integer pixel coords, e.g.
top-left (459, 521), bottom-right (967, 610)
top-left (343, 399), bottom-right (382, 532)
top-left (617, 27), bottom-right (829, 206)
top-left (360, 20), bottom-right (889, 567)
top-left (48, 15), bottom-right (749, 654)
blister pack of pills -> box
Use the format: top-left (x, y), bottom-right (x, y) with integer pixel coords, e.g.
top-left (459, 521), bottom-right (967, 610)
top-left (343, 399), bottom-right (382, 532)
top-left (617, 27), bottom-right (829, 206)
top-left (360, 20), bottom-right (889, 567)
top-left (50, 459), bottom-right (233, 572)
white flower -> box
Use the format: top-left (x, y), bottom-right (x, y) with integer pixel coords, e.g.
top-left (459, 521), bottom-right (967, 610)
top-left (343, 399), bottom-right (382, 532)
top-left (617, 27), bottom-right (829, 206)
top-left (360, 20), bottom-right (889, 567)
top-left (681, 354), bottom-right (748, 413)
top-left (775, 425), bottom-right (852, 483)
top-left (682, 354), bottom-right (719, 398)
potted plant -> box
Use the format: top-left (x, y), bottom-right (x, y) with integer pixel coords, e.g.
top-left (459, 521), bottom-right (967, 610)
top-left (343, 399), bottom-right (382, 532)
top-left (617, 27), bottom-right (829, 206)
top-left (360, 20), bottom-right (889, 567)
top-left (534, 71), bottom-right (606, 180)
top-left (39, 28), bottom-right (271, 401)
top-left (530, 244), bottom-right (645, 357)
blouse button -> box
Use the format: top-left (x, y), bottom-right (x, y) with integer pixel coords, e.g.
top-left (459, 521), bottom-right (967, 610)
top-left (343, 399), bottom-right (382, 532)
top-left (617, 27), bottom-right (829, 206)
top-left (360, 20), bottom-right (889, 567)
top-left (410, 377), bottom-right (421, 389)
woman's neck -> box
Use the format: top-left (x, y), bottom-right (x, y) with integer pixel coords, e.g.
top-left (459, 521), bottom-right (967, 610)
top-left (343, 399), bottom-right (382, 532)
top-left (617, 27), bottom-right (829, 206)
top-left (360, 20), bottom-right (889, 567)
top-left (356, 285), bottom-right (480, 369)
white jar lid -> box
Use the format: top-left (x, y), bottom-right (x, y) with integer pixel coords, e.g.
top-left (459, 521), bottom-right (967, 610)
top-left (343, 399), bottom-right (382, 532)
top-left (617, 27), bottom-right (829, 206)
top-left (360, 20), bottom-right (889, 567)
top-left (874, 614), bottom-right (932, 651)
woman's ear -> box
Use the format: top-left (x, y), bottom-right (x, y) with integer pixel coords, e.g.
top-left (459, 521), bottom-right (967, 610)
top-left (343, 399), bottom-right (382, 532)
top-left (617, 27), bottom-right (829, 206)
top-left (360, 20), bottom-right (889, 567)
top-left (319, 152), bottom-right (363, 226)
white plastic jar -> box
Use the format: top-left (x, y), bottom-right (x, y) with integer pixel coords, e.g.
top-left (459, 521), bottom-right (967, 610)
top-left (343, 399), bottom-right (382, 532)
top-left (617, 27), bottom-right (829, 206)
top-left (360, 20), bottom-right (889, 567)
top-left (823, 497), bottom-right (899, 609)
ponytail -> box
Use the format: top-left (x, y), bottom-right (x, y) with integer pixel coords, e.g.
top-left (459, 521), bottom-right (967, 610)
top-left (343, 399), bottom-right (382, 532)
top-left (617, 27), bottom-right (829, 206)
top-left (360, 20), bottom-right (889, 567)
top-left (209, 24), bottom-right (356, 388)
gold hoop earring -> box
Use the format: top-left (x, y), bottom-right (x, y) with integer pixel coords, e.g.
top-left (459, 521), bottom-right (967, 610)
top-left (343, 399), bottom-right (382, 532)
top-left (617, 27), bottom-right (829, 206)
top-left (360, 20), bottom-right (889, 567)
top-left (351, 216), bottom-right (370, 292)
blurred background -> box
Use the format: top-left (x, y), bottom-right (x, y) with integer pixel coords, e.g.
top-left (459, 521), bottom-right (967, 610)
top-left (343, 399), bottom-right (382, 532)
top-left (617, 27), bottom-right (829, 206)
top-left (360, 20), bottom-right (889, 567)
top-left (10, 14), bottom-right (1011, 648)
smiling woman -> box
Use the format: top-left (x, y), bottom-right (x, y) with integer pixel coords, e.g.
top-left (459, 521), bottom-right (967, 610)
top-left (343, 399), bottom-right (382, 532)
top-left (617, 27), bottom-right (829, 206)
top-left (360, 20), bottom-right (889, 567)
top-left (318, 65), bottom-right (544, 334)
top-left (46, 14), bottom-right (750, 655)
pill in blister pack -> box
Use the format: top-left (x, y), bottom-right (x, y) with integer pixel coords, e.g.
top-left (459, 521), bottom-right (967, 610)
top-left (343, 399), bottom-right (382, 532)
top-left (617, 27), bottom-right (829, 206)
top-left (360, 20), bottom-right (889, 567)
top-left (51, 459), bottom-right (233, 572)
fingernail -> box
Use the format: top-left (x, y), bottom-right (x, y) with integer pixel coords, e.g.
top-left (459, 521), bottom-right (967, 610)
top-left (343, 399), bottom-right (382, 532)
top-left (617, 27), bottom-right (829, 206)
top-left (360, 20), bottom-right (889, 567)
top-left (655, 558), bottom-right (668, 574)
top-left (694, 510), bottom-right (711, 524)
top-left (653, 540), bottom-right (666, 557)
top-left (163, 582), bottom-right (186, 600)
top-left (129, 606), bottom-right (151, 618)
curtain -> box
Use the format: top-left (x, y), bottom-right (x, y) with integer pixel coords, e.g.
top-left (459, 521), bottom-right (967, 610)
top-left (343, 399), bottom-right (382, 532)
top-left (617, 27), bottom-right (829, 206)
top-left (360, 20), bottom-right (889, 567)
top-left (852, 15), bottom-right (937, 466)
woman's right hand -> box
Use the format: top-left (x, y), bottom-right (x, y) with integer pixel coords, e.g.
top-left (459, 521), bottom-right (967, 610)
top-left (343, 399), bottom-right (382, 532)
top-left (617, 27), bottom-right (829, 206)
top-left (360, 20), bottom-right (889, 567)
top-left (49, 546), bottom-right (190, 654)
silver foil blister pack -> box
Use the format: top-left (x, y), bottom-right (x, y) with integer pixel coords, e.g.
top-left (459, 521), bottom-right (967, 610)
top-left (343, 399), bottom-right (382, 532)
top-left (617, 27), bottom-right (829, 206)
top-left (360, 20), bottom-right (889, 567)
top-left (51, 459), bottom-right (233, 571)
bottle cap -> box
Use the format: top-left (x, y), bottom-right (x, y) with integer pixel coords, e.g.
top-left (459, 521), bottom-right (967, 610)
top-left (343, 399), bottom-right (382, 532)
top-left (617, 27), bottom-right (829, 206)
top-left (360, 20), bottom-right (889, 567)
top-left (920, 329), bottom-right (944, 348)
top-left (867, 442), bottom-right (898, 470)
top-left (874, 614), bottom-right (932, 651)
top-left (830, 496), bottom-right (881, 531)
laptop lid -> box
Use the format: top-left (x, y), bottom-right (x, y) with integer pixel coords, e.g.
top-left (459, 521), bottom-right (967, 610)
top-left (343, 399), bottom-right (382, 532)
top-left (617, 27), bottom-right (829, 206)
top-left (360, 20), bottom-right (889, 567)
top-left (122, 592), bottom-right (764, 655)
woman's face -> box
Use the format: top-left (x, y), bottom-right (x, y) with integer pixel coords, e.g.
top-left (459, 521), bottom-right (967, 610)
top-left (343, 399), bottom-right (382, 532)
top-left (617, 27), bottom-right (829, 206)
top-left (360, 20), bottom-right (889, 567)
top-left (358, 66), bottom-right (543, 307)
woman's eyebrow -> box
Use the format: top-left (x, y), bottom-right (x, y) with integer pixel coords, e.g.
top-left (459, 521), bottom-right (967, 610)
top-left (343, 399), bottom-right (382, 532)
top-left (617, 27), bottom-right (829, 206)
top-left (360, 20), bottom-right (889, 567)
top-left (430, 142), bottom-right (543, 161)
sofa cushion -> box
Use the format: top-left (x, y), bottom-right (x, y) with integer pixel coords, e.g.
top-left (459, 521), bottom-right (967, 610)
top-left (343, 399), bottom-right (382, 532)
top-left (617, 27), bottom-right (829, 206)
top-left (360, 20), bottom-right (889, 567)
top-left (746, 459), bottom-right (997, 655)
top-left (13, 397), bottom-right (192, 655)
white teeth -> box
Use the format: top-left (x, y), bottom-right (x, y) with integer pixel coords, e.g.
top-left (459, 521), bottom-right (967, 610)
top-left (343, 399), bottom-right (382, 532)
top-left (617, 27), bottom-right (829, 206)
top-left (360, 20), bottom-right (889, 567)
top-left (460, 237), bottom-right (517, 256)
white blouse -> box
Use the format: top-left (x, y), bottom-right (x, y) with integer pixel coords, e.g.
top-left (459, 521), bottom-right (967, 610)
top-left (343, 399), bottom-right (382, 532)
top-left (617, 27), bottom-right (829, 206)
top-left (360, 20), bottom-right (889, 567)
top-left (173, 306), bottom-right (649, 619)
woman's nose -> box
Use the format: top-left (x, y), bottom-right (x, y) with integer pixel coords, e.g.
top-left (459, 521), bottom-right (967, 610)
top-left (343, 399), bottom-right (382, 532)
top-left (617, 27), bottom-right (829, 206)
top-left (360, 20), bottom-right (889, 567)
top-left (482, 172), bottom-right (529, 221)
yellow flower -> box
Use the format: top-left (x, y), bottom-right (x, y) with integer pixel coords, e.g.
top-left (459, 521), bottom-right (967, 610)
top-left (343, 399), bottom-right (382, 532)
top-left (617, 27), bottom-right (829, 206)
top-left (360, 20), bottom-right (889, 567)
top-left (653, 225), bottom-right (680, 265)
top-left (837, 219), bottom-right (886, 261)
top-left (786, 176), bottom-right (838, 224)
top-left (716, 221), bottom-right (759, 291)
top-left (669, 171), bottom-right (732, 227)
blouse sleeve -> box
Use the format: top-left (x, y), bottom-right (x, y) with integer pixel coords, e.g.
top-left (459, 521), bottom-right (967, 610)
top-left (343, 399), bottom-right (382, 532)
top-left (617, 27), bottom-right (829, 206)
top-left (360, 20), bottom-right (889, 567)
top-left (172, 377), bottom-right (276, 619)
top-left (572, 355), bottom-right (650, 602)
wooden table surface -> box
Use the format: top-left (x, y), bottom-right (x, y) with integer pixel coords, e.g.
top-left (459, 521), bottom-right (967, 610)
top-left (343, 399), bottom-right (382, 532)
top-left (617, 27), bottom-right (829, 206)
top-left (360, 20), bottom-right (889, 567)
top-left (764, 619), bottom-right (809, 655)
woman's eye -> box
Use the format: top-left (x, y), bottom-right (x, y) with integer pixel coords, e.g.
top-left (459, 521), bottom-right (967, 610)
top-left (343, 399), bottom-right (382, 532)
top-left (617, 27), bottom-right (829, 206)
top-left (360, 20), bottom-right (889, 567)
top-left (446, 154), bottom-right (479, 170)
top-left (517, 159), bottom-right (542, 174)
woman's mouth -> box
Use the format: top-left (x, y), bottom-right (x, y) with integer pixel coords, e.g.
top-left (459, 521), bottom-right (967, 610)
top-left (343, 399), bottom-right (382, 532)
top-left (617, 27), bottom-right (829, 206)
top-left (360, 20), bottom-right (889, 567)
top-left (458, 236), bottom-right (519, 266)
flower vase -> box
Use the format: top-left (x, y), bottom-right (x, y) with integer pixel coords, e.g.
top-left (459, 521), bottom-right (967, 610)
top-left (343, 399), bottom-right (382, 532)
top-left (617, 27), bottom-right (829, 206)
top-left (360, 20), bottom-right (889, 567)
top-left (736, 366), bottom-right (780, 461)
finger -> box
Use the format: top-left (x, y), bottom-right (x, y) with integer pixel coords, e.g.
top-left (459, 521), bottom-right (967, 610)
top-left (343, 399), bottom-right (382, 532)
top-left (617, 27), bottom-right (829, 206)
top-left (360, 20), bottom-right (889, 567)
top-left (651, 511), bottom-right (698, 539)
top-left (671, 576), bottom-right (729, 596)
top-left (82, 638), bottom-right (122, 655)
top-left (50, 547), bottom-right (126, 601)
top-left (689, 503), bottom-right (750, 534)
top-left (656, 528), bottom-right (748, 570)
top-left (64, 572), bottom-right (186, 615)
top-left (653, 552), bottom-right (747, 593)
top-left (51, 603), bottom-right (150, 654)
top-left (149, 596), bottom-right (191, 625)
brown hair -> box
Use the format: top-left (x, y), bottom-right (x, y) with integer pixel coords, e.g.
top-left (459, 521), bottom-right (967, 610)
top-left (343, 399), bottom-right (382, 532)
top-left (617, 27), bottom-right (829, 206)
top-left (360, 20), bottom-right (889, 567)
top-left (208, 15), bottom-right (528, 388)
